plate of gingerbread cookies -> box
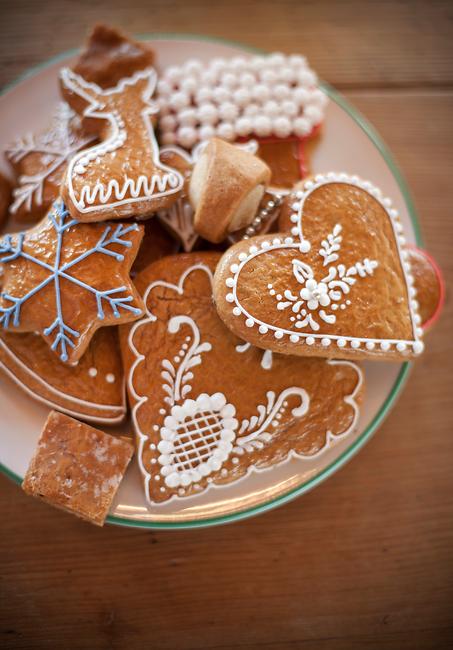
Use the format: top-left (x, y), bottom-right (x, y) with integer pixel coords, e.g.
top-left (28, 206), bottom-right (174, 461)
top-left (0, 26), bottom-right (444, 528)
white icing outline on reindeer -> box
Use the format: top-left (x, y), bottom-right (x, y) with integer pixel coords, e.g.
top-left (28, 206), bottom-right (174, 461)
top-left (224, 173), bottom-right (424, 355)
top-left (127, 263), bottom-right (364, 506)
top-left (60, 67), bottom-right (184, 214)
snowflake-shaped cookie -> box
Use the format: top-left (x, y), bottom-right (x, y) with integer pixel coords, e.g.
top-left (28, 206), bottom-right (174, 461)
top-left (0, 199), bottom-right (144, 364)
top-left (5, 102), bottom-right (94, 221)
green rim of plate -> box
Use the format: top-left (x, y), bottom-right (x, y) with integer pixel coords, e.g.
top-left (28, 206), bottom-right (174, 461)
top-left (0, 33), bottom-right (423, 530)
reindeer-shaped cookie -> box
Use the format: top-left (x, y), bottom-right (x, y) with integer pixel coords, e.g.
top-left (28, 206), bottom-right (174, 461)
top-left (60, 67), bottom-right (184, 222)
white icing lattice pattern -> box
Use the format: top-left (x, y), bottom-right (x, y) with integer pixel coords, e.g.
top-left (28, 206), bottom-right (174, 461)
top-left (157, 53), bottom-right (328, 148)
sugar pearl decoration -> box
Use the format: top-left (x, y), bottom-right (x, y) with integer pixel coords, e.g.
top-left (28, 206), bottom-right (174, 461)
top-left (260, 68), bottom-right (278, 85)
top-left (165, 66), bottom-right (183, 84)
top-left (281, 100), bottom-right (298, 117)
top-left (158, 52), bottom-right (328, 146)
top-left (169, 91), bottom-right (190, 111)
top-left (177, 126), bottom-right (197, 148)
top-left (304, 105), bottom-right (323, 124)
top-left (273, 84), bottom-right (291, 101)
top-left (199, 125), bottom-right (216, 141)
top-left (178, 108), bottom-right (197, 126)
top-left (235, 116), bottom-right (253, 136)
top-left (310, 88), bottom-right (328, 107)
top-left (198, 103), bottom-right (218, 125)
top-left (263, 100), bottom-right (279, 117)
top-left (230, 56), bottom-right (247, 72)
top-left (252, 84), bottom-right (270, 102)
top-left (219, 102), bottom-right (239, 121)
top-left (221, 72), bottom-right (237, 89)
top-left (253, 115), bottom-right (272, 136)
top-left (244, 103), bottom-right (260, 117)
top-left (212, 86), bottom-right (231, 104)
top-left (216, 122), bottom-right (236, 140)
top-left (180, 76), bottom-right (198, 95)
top-left (196, 87), bottom-right (213, 103)
top-left (293, 87), bottom-right (310, 105)
top-left (273, 116), bottom-right (292, 137)
top-left (239, 72), bottom-right (255, 87)
top-left (233, 87), bottom-right (251, 107)
top-left (298, 69), bottom-right (316, 86)
top-left (200, 70), bottom-right (218, 86)
top-left (161, 132), bottom-right (177, 145)
top-left (157, 80), bottom-right (173, 97)
top-left (160, 114), bottom-right (177, 131)
top-left (184, 59), bottom-right (203, 75)
top-left (278, 66), bottom-right (297, 84)
top-left (293, 117), bottom-right (311, 137)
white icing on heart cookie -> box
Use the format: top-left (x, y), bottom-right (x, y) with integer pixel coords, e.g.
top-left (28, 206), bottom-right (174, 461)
top-left (216, 173), bottom-right (424, 357)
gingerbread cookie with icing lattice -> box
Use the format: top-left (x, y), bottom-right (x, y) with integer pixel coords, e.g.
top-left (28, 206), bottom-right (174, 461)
top-left (119, 252), bottom-right (364, 505)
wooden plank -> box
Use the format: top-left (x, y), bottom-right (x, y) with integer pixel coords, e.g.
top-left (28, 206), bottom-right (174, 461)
top-left (0, 0), bottom-right (453, 89)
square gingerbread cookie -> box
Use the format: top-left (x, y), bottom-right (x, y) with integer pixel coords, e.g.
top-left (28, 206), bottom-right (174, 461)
top-left (22, 411), bottom-right (134, 526)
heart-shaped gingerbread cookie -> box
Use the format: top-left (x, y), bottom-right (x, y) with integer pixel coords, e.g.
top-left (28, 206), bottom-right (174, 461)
top-left (214, 173), bottom-right (424, 361)
top-left (120, 252), bottom-right (363, 505)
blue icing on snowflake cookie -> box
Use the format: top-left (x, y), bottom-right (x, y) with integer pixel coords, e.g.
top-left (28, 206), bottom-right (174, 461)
top-left (0, 199), bottom-right (144, 363)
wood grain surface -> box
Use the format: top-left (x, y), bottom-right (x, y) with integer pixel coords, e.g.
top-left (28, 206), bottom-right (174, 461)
top-left (1, 1), bottom-right (452, 649)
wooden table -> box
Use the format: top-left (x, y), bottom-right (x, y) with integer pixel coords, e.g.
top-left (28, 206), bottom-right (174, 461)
top-left (1, 1), bottom-right (452, 648)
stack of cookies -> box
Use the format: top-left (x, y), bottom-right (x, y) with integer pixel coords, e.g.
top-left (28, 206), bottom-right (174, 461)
top-left (0, 25), bottom-right (443, 524)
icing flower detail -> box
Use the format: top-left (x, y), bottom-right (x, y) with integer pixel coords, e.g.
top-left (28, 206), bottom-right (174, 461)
top-left (271, 223), bottom-right (379, 331)
top-left (300, 278), bottom-right (331, 310)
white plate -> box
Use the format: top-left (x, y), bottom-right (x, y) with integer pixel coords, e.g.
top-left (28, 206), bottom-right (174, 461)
top-left (0, 35), bottom-right (421, 529)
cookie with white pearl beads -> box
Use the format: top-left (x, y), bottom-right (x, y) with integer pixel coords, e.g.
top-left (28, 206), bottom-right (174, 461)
top-left (157, 52), bottom-right (328, 148)
top-left (213, 173), bottom-right (427, 362)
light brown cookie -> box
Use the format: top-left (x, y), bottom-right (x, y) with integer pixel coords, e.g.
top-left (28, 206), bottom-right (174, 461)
top-left (72, 24), bottom-right (155, 89)
top-left (189, 138), bottom-right (271, 243)
top-left (5, 103), bottom-right (94, 222)
top-left (0, 327), bottom-right (125, 424)
top-left (119, 252), bottom-right (363, 505)
top-left (0, 198), bottom-right (144, 364)
top-left (213, 173), bottom-right (425, 361)
top-left (60, 65), bottom-right (184, 222)
top-left (22, 410), bottom-right (134, 526)
top-left (0, 172), bottom-right (12, 229)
